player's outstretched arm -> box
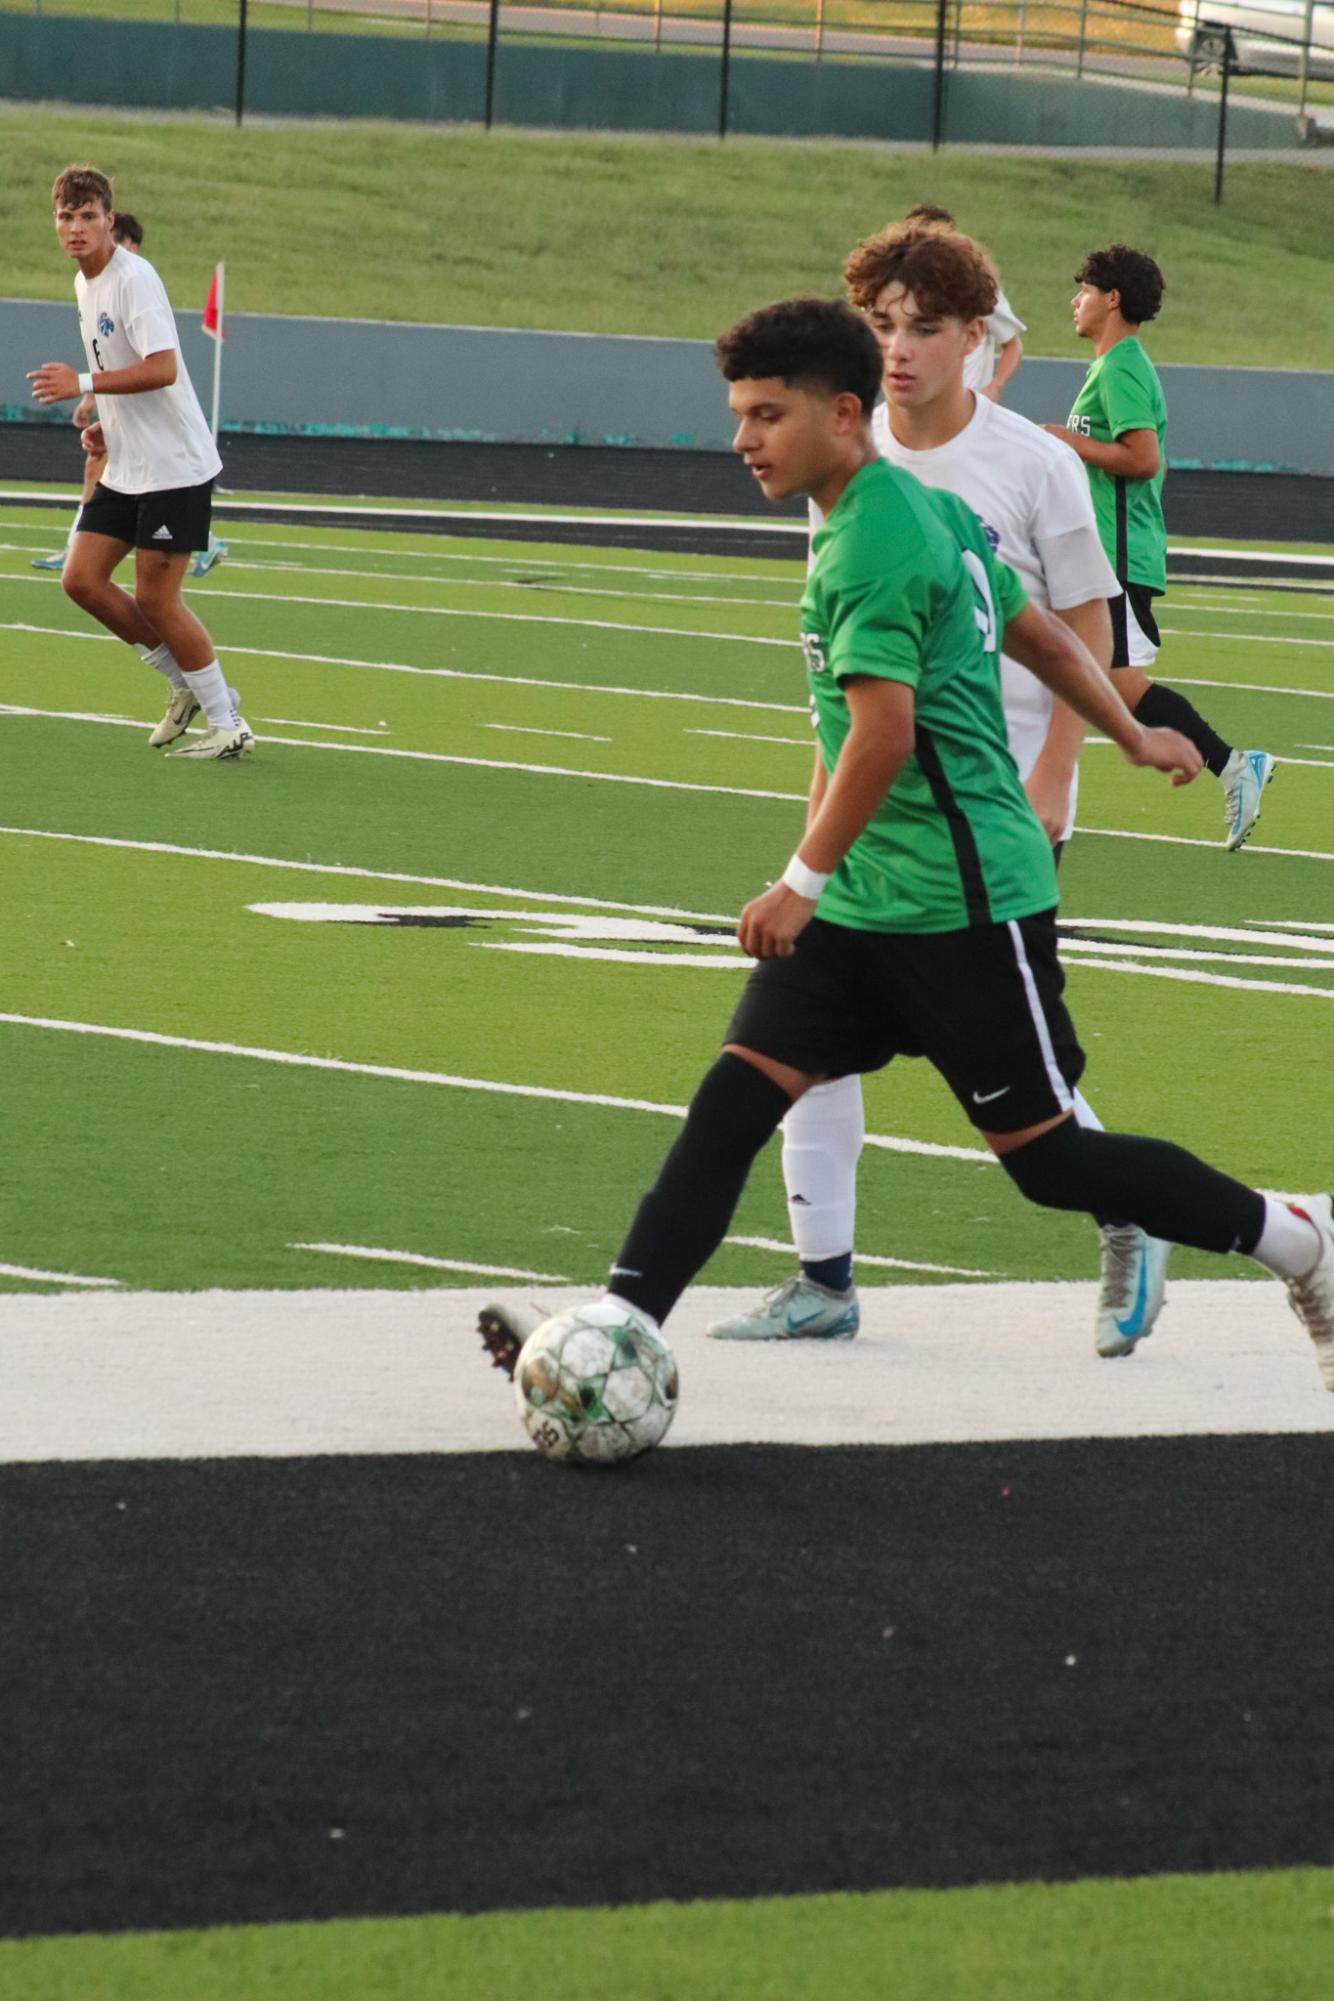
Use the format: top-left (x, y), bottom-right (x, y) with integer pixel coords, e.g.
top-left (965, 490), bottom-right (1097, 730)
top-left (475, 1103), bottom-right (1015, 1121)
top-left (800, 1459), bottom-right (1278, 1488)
top-left (27, 350), bottom-right (177, 405)
top-left (1003, 601), bottom-right (1201, 786)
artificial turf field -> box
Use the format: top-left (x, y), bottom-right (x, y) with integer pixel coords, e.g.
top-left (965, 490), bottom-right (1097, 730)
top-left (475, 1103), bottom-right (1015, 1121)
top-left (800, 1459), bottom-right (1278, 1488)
top-left (1, 498), bottom-right (1332, 1995)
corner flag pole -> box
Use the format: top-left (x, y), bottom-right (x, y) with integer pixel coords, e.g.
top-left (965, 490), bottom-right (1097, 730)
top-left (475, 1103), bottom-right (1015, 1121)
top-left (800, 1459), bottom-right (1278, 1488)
top-left (203, 262), bottom-right (225, 442)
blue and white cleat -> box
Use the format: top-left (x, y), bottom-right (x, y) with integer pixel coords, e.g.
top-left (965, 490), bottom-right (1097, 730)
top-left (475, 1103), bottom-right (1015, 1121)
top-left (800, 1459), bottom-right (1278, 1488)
top-left (1096, 1225), bottom-right (1170, 1357)
top-left (188, 536), bottom-right (227, 579)
top-left (31, 551), bottom-right (66, 571)
top-left (1221, 748), bottom-right (1275, 852)
top-left (707, 1274), bottom-right (859, 1342)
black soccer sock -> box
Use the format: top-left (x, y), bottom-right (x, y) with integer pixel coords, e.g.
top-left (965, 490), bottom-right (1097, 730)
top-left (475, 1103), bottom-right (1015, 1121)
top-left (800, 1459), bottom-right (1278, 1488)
top-left (1131, 682), bottom-right (1233, 779)
top-left (610, 1053), bottom-right (792, 1326)
top-left (999, 1118), bottom-right (1265, 1257)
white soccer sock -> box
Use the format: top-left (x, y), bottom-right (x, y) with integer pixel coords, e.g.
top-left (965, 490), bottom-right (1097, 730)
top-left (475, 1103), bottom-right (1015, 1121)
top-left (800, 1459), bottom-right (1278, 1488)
top-left (1251, 1196), bottom-right (1323, 1281)
top-left (780, 1073), bottom-right (865, 1263)
top-left (181, 660), bottom-right (238, 729)
top-left (1072, 1087), bottom-right (1103, 1132)
top-left (137, 641), bottom-right (188, 691)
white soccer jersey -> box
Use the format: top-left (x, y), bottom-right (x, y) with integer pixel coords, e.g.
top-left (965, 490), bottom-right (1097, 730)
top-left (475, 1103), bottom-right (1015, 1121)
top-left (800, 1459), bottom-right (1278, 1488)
top-left (75, 247), bottom-right (222, 495)
top-left (962, 286), bottom-right (1026, 393)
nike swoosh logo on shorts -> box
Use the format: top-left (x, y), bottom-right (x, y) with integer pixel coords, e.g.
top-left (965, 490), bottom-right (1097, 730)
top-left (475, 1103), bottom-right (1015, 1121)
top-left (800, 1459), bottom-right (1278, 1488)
top-left (972, 1085), bottom-right (1010, 1104)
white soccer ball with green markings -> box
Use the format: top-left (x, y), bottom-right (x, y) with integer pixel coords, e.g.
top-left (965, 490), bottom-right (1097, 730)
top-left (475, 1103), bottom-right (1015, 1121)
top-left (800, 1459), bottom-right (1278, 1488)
top-left (514, 1301), bottom-right (679, 1466)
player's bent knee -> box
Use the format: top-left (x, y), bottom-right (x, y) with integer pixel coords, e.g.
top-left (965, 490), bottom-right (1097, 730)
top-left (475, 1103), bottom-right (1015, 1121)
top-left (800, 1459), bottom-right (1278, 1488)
top-left (996, 1117), bottom-right (1091, 1211)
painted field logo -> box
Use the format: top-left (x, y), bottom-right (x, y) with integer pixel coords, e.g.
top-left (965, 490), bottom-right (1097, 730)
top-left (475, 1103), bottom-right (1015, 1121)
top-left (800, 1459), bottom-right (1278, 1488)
top-left (249, 902), bottom-right (751, 969)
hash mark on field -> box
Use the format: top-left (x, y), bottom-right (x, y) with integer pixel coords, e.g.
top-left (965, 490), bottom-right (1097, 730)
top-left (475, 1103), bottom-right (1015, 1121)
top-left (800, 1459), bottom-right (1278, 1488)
top-left (255, 716), bottom-right (390, 735)
top-left (290, 1243), bottom-right (568, 1281)
top-left (0, 1259), bottom-right (121, 1288)
top-left (725, 1235), bottom-right (996, 1277)
top-left (484, 724), bottom-right (612, 743)
top-left (687, 729), bottom-right (813, 746)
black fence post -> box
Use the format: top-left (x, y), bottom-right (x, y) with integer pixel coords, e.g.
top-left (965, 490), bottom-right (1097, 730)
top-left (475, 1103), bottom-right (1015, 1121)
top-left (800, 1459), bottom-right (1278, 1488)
top-left (931, 0), bottom-right (948, 150)
top-left (1214, 23), bottom-right (1234, 204)
top-left (485, 0), bottom-right (501, 130)
top-left (719, 0), bottom-right (734, 140)
top-left (234, 0), bottom-right (248, 127)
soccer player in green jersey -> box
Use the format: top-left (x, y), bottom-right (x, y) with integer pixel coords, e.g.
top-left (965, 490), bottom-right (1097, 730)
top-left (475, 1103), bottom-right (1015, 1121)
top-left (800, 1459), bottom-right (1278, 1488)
top-left (483, 297), bottom-right (1334, 1394)
top-left (1044, 245), bottom-right (1274, 851)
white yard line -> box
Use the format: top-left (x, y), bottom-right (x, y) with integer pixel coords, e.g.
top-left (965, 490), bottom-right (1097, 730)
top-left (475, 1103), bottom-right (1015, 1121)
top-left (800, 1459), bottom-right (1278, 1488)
top-left (483, 723), bottom-right (612, 742)
top-left (687, 728), bottom-right (813, 746)
top-left (255, 716), bottom-right (391, 734)
top-left (0, 1009), bottom-right (992, 1166)
top-left (290, 1243), bottom-right (569, 1281)
top-left (725, 1234), bottom-right (995, 1277)
top-left (4, 1281), bottom-right (1330, 1462)
top-left (197, 554), bottom-right (798, 612)
top-left (0, 1259), bottom-right (122, 1288)
top-left (1160, 627), bottom-right (1334, 649)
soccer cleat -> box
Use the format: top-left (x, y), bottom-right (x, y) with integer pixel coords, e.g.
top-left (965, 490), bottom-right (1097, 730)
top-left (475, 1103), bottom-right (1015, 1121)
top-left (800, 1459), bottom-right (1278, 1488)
top-left (1095, 1225), bottom-right (1170, 1358)
top-left (148, 683), bottom-right (201, 746)
top-left (707, 1274), bottom-right (859, 1342)
top-left (31, 552), bottom-right (66, 571)
top-left (188, 536), bottom-right (227, 579)
top-left (478, 1300), bottom-right (547, 1380)
top-left (165, 718), bottom-right (255, 760)
top-left (1281, 1194), bottom-right (1334, 1393)
top-left (1220, 748), bottom-right (1275, 852)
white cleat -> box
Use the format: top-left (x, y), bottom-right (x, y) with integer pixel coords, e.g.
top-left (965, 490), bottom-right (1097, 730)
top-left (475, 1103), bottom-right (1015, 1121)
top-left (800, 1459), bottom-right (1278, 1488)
top-left (1095, 1225), bottom-right (1170, 1358)
top-left (1282, 1194), bottom-right (1334, 1392)
top-left (166, 718), bottom-right (255, 761)
top-left (1220, 748), bottom-right (1275, 852)
top-left (707, 1274), bottom-right (859, 1342)
top-left (148, 684), bottom-right (201, 747)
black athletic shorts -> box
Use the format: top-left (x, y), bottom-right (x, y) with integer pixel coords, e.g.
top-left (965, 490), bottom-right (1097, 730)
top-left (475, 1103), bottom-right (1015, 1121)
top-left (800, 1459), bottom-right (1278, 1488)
top-left (77, 479), bottom-right (214, 555)
top-left (1109, 578), bottom-right (1162, 669)
top-left (724, 910), bottom-right (1086, 1133)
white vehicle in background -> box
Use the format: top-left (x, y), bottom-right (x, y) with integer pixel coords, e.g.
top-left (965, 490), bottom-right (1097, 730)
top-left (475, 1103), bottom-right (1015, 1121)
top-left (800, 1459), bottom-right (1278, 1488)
top-left (1176, 0), bottom-right (1334, 74)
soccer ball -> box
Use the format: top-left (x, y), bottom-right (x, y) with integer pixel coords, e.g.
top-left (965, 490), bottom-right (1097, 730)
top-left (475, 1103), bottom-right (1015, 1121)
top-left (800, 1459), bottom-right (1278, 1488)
top-left (514, 1301), bottom-right (679, 1467)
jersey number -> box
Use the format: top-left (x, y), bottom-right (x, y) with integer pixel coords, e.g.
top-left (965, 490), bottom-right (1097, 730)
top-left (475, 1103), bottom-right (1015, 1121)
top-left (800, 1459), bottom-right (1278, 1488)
top-left (92, 338), bottom-right (105, 371)
top-left (960, 547), bottom-right (998, 654)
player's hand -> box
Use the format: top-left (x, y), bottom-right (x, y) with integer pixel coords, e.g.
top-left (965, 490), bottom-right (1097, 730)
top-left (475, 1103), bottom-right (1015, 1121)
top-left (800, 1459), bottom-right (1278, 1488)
top-left (1023, 765), bottom-right (1072, 846)
top-left (72, 393), bottom-right (96, 426)
top-left (80, 422), bottom-right (105, 458)
top-left (738, 882), bottom-right (816, 961)
top-left (27, 362), bottom-right (81, 405)
top-left (1125, 725), bottom-right (1203, 787)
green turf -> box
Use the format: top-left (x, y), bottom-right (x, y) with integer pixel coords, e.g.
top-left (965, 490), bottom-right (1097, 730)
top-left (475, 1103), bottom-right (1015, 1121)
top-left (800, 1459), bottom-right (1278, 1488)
top-left (2, 1868), bottom-right (1333, 2000)
top-left (3, 107), bottom-right (1333, 364)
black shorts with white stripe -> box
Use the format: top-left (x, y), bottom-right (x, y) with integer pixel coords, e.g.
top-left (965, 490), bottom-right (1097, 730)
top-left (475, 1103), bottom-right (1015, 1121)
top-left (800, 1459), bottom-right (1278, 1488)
top-left (724, 910), bottom-right (1086, 1133)
top-left (77, 478), bottom-right (214, 555)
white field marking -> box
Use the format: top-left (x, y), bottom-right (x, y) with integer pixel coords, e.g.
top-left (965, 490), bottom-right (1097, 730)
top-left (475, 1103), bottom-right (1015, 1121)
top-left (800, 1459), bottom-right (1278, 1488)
top-left (1170, 600), bottom-right (1334, 622)
top-left (1059, 956), bottom-right (1334, 1001)
top-left (1078, 824), bottom-right (1334, 864)
top-left (205, 554), bottom-right (799, 612)
top-left (0, 825), bottom-right (741, 924)
top-left (1061, 917), bottom-right (1334, 953)
top-left (1160, 626), bottom-right (1334, 650)
top-left (249, 904), bottom-right (737, 946)
top-left (484, 723), bottom-right (612, 742)
top-left (0, 1259), bottom-right (122, 1288)
top-left (255, 716), bottom-right (390, 734)
top-left (470, 942), bottom-right (747, 968)
top-left (724, 1234), bottom-right (996, 1277)
top-left (2, 621), bottom-right (809, 716)
top-left (1062, 940), bottom-right (1334, 973)
top-left (1256, 757), bottom-right (1334, 771)
top-left (0, 525), bottom-right (805, 591)
top-left (0, 704), bottom-right (806, 804)
top-left (289, 1243), bottom-right (569, 1281)
top-left (0, 570), bottom-right (793, 648)
top-left (1133, 673), bottom-right (1334, 702)
top-left (687, 728), bottom-right (813, 747)
top-left (6, 1281), bottom-right (1332, 1464)
top-left (0, 1010), bottom-right (991, 1167)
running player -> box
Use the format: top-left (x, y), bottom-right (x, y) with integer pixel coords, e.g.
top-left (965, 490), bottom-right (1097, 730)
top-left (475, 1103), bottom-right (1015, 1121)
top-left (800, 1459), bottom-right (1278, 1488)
top-left (1044, 244), bottom-right (1271, 850)
top-left (480, 299), bottom-right (1334, 1396)
top-left (709, 221), bottom-right (1170, 1358)
top-left (27, 164), bottom-right (252, 759)
top-left (903, 203), bottom-right (1024, 402)
top-left (33, 209), bottom-right (145, 574)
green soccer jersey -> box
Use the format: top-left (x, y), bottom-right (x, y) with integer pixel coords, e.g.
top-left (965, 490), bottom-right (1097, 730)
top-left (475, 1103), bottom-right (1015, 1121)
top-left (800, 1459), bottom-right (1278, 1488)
top-left (1067, 336), bottom-right (1168, 593)
top-left (801, 458), bottom-right (1058, 935)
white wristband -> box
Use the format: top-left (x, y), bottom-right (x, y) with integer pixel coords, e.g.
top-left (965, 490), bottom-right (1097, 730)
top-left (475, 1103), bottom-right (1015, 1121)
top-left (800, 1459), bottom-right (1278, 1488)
top-left (781, 854), bottom-right (830, 901)
top-left (77, 371), bottom-right (94, 394)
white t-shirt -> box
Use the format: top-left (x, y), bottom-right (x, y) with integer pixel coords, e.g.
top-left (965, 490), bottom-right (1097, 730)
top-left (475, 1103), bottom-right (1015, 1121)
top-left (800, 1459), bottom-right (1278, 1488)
top-left (962, 287), bottom-right (1026, 394)
top-left (75, 247), bottom-right (222, 495)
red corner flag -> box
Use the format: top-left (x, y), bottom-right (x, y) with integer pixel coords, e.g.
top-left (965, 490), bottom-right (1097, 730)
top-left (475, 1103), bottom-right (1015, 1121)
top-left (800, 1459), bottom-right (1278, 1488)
top-left (202, 263), bottom-right (225, 342)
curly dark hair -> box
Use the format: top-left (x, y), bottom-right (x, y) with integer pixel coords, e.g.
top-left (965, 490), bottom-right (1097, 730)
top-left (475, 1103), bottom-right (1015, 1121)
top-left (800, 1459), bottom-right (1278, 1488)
top-left (842, 222), bottom-right (998, 323)
top-left (52, 164), bottom-right (114, 213)
top-left (1075, 245), bottom-right (1165, 325)
top-left (903, 202), bottom-right (956, 227)
top-left (713, 296), bottom-right (883, 415)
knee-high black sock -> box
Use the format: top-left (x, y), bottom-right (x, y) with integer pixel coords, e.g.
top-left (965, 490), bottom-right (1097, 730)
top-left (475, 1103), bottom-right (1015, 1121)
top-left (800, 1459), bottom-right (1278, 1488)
top-left (1132, 682), bottom-right (1233, 778)
top-left (1000, 1119), bottom-right (1265, 1256)
top-left (610, 1053), bottom-right (791, 1326)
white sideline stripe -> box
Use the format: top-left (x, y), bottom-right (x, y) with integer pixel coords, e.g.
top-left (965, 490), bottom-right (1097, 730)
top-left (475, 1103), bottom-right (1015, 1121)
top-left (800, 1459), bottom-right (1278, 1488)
top-left (1079, 825), bottom-right (1334, 864)
top-left (0, 825), bottom-right (741, 924)
top-left (1061, 954), bottom-right (1334, 1001)
top-left (0, 1010), bottom-right (992, 1166)
top-left (1161, 627), bottom-right (1334, 650)
top-left (484, 723), bottom-right (612, 742)
top-left (687, 728), bottom-right (813, 746)
top-left (6, 1282), bottom-right (1332, 1462)
top-left (0, 1259), bottom-right (122, 1288)
top-left (0, 569), bottom-right (792, 648)
top-left (725, 1234), bottom-right (996, 1277)
top-left (290, 1243), bottom-right (569, 1282)
top-left (1167, 674), bottom-right (1334, 702)
top-left (1171, 602), bottom-right (1334, 624)
top-left (0, 705), bottom-right (805, 804)
top-left (1, 621), bottom-right (809, 716)
top-left (255, 716), bottom-right (391, 735)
